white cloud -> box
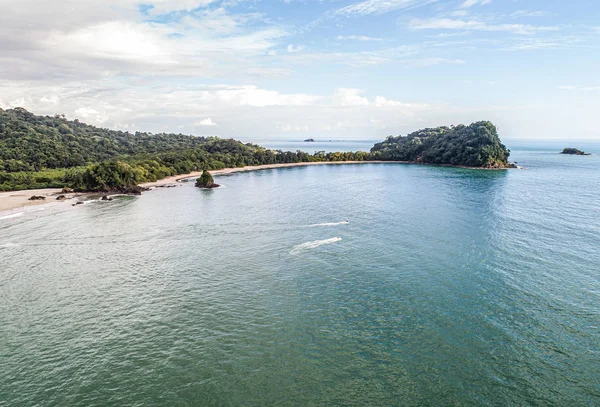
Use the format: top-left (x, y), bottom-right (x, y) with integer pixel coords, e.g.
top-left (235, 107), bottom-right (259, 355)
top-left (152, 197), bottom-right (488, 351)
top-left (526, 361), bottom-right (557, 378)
top-left (459, 0), bottom-right (491, 9)
top-left (409, 18), bottom-right (559, 35)
top-left (508, 10), bottom-right (552, 18)
top-left (45, 22), bottom-right (175, 64)
top-left (75, 107), bottom-right (108, 124)
top-left (0, 0), bottom-right (288, 81)
top-left (287, 44), bottom-right (305, 52)
top-left (146, 0), bottom-right (216, 15)
top-left (374, 96), bottom-right (429, 108)
top-left (337, 35), bottom-right (383, 41)
top-left (197, 118), bottom-right (217, 126)
top-left (335, 0), bottom-right (439, 17)
top-left (40, 95), bottom-right (60, 105)
top-left (333, 88), bottom-right (370, 106)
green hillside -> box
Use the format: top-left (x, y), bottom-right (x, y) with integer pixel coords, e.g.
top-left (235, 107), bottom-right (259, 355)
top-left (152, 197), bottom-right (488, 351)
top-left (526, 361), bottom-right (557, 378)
top-left (370, 121), bottom-right (512, 168)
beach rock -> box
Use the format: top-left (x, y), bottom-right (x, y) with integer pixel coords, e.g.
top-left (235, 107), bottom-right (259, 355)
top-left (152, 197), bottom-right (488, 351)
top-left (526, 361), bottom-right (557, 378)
top-left (100, 195), bottom-right (113, 201)
top-left (28, 195), bottom-right (46, 201)
top-left (72, 201), bottom-right (84, 206)
top-left (107, 185), bottom-right (148, 195)
top-left (56, 195), bottom-right (66, 201)
top-left (61, 187), bottom-right (73, 193)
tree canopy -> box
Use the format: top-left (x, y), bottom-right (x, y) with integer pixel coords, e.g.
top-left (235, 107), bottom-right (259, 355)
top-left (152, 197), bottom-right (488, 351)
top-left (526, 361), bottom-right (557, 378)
top-left (370, 121), bottom-right (512, 168)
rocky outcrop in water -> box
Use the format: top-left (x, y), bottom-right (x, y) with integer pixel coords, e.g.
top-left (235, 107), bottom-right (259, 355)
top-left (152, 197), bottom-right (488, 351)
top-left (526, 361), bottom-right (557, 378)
top-left (195, 170), bottom-right (220, 189)
top-left (560, 148), bottom-right (590, 156)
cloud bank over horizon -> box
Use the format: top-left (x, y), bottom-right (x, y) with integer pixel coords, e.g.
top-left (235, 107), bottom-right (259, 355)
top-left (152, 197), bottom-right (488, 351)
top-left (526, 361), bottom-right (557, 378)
top-left (0, 0), bottom-right (598, 140)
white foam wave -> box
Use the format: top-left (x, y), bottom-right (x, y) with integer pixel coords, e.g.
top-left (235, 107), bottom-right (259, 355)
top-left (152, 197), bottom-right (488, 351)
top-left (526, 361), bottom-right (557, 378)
top-left (290, 237), bottom-right (342, 254)
top-left (0, 212), bottom-right (24, 220)
top-left (308, 221), bottom-right (349, 227)
top-left (0, 242), bottom-right (20, 248)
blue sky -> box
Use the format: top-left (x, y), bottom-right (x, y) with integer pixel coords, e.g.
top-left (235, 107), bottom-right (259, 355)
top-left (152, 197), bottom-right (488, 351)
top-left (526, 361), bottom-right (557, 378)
top-left (0, 0), bottom-right (598, 140)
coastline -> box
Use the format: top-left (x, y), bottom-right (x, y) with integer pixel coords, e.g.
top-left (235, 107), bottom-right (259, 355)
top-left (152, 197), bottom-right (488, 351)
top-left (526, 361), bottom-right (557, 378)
top-left (1, 160), bottom-right (512, 215)
top-left (141, 160), bottom-right (513, 187)
top-left (140, 161), bottom-right (403, 187)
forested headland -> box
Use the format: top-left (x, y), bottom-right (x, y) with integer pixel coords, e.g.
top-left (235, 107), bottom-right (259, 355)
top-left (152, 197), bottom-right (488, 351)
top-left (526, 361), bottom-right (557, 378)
top-left (370, 121), bottom-right (513, 168)
top-left (0, 108), bottom-right (513, 191)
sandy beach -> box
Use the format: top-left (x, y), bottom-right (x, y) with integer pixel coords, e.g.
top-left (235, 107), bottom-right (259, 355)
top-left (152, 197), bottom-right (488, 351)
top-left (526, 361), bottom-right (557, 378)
top-left (0, 162), bottom-right (378, 214)
top-left (139, 161), bottom-right (395, 187)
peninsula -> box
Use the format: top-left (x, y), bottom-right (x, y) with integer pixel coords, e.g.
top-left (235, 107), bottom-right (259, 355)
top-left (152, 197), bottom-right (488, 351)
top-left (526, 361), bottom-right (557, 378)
top-left (0, 108), bottom-right (514, 196)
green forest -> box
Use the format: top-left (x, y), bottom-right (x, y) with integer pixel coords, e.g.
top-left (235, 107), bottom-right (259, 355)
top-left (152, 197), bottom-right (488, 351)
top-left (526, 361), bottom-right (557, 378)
top-left (370, 121), bottom-right (512, 168)
top-left (0, 108), bottom-right (512, 191)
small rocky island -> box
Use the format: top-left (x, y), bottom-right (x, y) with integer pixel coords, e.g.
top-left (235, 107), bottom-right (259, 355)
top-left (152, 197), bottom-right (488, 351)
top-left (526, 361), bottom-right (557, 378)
top-left (304, 138), bottom-right (316, 142)
top-left (195, 170), bottom-right (220, 188)
top-left (560, 148), bottom-right (590, 156)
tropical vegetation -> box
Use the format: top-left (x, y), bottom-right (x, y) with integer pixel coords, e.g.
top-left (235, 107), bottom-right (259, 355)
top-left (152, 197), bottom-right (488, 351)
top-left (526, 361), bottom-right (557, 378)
top-left (370, 121), bottom-right (512, 168)
top-left (0, 108), bottom-right (513, 191)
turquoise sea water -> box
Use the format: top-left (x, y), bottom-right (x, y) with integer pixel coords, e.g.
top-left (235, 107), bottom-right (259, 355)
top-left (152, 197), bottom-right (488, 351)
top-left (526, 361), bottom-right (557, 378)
top-left (1, 147), bottom-right (599, 406)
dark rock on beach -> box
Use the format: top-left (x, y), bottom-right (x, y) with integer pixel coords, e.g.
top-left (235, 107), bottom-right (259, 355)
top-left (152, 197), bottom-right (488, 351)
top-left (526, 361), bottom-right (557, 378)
top-left (28, 195), bottom-right (46, 201)
top-left (108, 185), bottom-right (149, 195)
top-left (56, 195), bottom-right (66, 201)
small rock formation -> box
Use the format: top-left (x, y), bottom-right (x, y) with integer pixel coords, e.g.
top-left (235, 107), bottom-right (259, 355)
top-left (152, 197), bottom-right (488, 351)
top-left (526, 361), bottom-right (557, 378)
top-left (28, 195), bottom-right (46, 201)
top-left (56, 195), bottom-right (66, 201)
top-left (195, 170), bottom-right (220, 189)
top-left (112, 185), bottom-right (148, 195)
top-left (304, 138), bottom-right (316, 142)
top-left (101, 195), bottom-right (113, 201)
top-left (61, 187), bottom-right (73, 193)
top-left (72, 201), bottom-right (84, 206)
top-left (560, 148), bottom-right (590, 156)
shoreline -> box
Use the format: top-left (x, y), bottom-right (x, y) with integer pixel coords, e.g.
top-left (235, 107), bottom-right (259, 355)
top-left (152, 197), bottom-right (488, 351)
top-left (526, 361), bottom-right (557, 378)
top-left (141, 160), bottom-right (513, 187)
top-left (1, 161), bottom-right (513, 215)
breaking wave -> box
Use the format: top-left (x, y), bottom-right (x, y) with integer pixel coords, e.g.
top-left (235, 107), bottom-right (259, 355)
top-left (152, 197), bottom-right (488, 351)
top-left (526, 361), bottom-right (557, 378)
top-left (290, 237), bottom-right (342, 254)
top-left (0, 242), bottom-right (20, 248)
top-left (0, 212), bottom-right (24, 220)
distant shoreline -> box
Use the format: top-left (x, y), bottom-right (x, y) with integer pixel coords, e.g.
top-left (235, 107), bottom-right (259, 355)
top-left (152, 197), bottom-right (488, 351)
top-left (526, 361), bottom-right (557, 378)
top-left (0, 161), bottom-right (513, 214)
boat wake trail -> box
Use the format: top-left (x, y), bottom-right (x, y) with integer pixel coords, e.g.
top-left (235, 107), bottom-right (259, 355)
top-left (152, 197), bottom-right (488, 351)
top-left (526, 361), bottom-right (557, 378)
top-left (308, 221), bottom-right (349, 227)
top-left (290, 237), bottom-right (342, 254)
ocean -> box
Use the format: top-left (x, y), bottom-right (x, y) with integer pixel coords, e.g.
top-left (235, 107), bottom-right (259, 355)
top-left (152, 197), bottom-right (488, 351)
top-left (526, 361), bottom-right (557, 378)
top-left (1, 143), bottom-right (599, 406)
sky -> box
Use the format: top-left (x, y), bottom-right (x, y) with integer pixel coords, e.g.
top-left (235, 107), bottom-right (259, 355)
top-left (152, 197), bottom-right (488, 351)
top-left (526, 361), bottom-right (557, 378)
top-left (0, 0), bottom-right (598, 140)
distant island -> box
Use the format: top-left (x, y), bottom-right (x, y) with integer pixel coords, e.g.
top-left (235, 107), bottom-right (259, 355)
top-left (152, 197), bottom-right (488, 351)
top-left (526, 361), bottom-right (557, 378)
top-left (0, 108), bottom-right (514, 192)
top-left (304, 138), bottom-right (316, 142)
top-left (560, 148), bottom-right (590, 156)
